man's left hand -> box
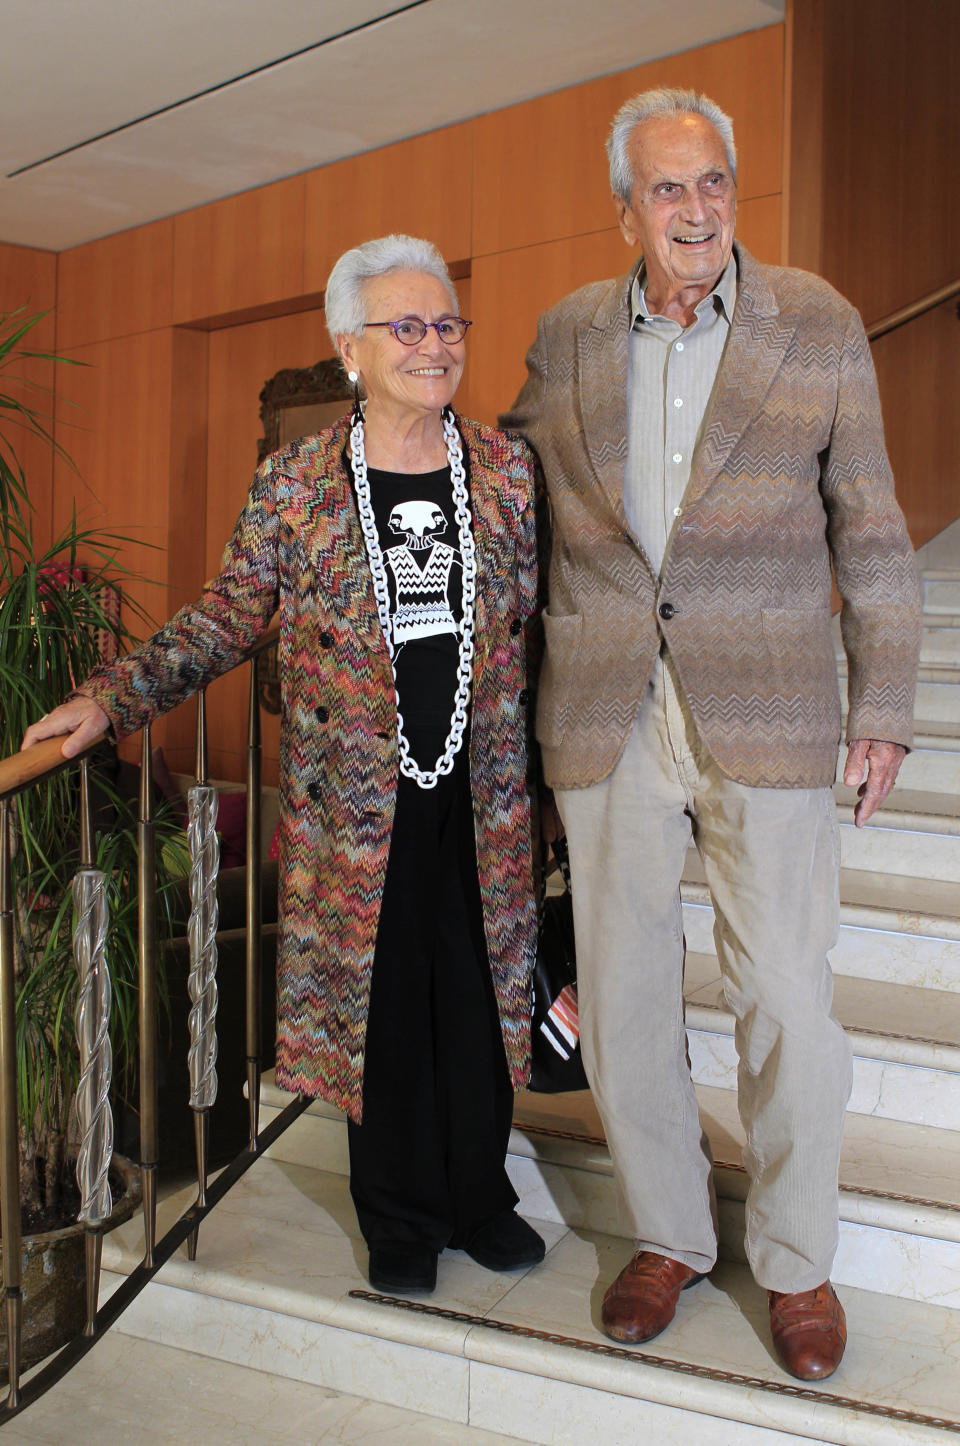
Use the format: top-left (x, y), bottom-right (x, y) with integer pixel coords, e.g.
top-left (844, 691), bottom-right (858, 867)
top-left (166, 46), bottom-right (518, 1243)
top-left (843, 739), bottom-right (906, 827)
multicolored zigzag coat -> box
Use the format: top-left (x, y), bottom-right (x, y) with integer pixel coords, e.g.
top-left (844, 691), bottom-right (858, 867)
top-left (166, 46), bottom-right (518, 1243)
top-left (80, 415), bottom-right (539, 1121)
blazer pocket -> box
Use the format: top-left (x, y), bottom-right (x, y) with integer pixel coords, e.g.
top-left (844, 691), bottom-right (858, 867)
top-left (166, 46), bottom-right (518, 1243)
top-left (760, 606), bottom-right (840, 731)
top-left (536, 610), bottom-right (583, 748)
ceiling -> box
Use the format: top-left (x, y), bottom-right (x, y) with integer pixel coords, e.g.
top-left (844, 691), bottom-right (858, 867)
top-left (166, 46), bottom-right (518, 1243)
top-left (1, 0), bottom-right (783, 252)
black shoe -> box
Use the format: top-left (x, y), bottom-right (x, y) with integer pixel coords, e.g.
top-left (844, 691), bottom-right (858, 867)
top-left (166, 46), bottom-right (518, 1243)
top-left (367, 1242), bottom-right (438, 1294)
top-left (464, 1211), bottom-right (546, 1272)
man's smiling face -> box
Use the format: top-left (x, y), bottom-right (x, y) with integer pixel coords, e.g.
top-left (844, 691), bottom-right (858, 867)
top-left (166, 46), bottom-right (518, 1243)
top-left (614, 112), bottom-right (736, 314)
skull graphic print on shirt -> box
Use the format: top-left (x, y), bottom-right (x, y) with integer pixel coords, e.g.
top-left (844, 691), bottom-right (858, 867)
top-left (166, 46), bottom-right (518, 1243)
top-left (364, 463), bottom-right (466, 732)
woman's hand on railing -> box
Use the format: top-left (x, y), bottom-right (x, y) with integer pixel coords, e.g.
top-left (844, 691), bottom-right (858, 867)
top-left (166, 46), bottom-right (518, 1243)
top-left (21, 697), bottom-right (111, 758)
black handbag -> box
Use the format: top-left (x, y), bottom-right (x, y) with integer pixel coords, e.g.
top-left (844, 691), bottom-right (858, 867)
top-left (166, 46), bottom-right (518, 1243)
top-left (529, 836), bottom-right (589, 1092)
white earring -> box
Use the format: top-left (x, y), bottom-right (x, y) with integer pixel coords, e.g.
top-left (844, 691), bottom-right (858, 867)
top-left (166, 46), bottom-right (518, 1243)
top-left (348, 369), bottom-right (362, 420)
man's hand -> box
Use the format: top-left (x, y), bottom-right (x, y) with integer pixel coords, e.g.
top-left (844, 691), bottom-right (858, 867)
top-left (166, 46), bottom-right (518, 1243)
top-left (22, 698), bottom-right (110, 759)
top-left (843, 738), bottom-right (906, 827)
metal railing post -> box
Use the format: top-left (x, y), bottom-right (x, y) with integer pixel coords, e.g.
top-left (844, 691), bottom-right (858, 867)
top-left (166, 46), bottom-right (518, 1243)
top-left (0, 801), bottom-right (22, 1405)
top-left (137, 728), bottom-right (158, 1267)
top-left (245, 658), bottom-right (263, 1150)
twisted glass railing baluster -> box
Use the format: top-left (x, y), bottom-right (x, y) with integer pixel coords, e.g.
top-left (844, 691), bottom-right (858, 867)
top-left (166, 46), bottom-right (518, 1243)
top-left (73, 758), bottom-right (113, 1335)
top-left (186, 691), bottom-right (219, 1260)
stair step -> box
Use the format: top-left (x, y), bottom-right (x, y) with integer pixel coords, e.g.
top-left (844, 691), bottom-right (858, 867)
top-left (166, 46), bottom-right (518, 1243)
top-left (923, 570), bottom-right (960, 613)
top-left (685, 953), bottom-right (960, 1065)
top-left (833, 802), bottom-right (960, 884)
top-left (101, 1154), bottom-right (960, 1446)
top-left (260, 1078), bottom-right (960, 1313)
top-left (685, 958), bottom-right (960, 1130)
top-left (832, 787), bottom-right (960, 882)
top-left (682, 862), bottom-right (960, 990)
top-left (0, 1328), bottom-right (530, 1446)
top-left (912, 720), bottom-right (960, 751)
top-left (882, 744), bottom-right (960, 790)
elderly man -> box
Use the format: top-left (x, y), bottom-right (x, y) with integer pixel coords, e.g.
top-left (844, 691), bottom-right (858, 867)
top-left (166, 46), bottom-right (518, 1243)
top-left (503, 88), bottom-right (921, 1381)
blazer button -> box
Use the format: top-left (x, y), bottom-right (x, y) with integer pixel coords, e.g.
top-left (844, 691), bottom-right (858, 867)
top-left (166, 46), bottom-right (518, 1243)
top-left (658, 602), bottom-right (676, 620)
top-left (518, 688), bottom-right (530, 706)
top-left (315, 705), bottom-right (329, 723)
top-left (510, 618), bottom-right (523, 636)
top-left (319, 631), bottom-right (334, 648)
top-left (307, 782), bottom-right (323, 802)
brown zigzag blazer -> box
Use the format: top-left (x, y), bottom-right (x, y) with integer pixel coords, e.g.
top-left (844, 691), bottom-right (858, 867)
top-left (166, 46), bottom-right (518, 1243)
top-left (502, 242), bottom-right (922, 791)
top-left (79, 415), bottom-right (538, 1121)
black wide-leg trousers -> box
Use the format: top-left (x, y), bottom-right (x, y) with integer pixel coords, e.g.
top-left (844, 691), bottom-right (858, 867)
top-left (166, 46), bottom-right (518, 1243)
top-left (347, 737), bottom-right (518, 1251)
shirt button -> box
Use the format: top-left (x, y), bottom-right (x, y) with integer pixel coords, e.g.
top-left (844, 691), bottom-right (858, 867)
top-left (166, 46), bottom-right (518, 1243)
top-left (673, 397), bottom-right (683, 408)
top-left (675, 342), bottom-right (684, 352)
top-left (672, 453), bottom-right (683, 464)
top-left (673, 506), bottom-right (683, 517)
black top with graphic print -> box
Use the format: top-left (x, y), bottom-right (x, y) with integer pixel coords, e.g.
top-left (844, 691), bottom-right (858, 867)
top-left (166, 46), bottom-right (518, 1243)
top-left (366, 465), bottom-right (465, 729)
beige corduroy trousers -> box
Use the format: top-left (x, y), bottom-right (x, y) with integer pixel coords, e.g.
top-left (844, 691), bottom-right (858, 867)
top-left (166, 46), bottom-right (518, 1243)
top-left (554, 650), bottom-right (853, 1293)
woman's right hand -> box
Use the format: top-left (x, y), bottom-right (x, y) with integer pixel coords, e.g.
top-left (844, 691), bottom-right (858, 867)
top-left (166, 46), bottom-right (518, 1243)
top-left (22, 698), bottom-right (111, 759)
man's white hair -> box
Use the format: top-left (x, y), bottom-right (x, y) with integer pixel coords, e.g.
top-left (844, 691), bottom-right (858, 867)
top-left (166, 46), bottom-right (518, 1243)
top-left (607, 87), bottom-right (738, 203)
top-left (325, 233), bottom-right (458, 345)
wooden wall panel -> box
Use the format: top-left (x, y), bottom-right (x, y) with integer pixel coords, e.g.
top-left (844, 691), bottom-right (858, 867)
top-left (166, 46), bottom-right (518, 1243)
top-left (303, 124), bottom-right (473, 294)
top-left (160, 327), bottom-right (210, 773)
top-left (782, 0), bottom-right (824, 273)
top-left (203, 307), bottom-right (332, 781)
top-left (0, 242), bottom-right (57, 552)
top-left (872, 299), bottom-right (960, 549)
top-left (735, 194), bottom-right (781, 266)
top-left (56, 219), bottom-right (174, 349)
top-left (53, 330), bottom-right (173, 627)
top-left (172, 176), bottom-right (306, 325)
top-left (819, 0), bottom-right (959, 324)
top-left (52, 327), bottom-right (180, 755)
top-left (471, 25), bottom-right (784, 259)
top-left (470, 230), bottom-right (627, 428)
top-left (789, 0), bottom-right (959, 325)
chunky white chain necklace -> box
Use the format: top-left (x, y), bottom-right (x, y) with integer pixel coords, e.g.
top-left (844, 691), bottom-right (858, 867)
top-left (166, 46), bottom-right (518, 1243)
top-left (349, 406), bottom-right (477, 789)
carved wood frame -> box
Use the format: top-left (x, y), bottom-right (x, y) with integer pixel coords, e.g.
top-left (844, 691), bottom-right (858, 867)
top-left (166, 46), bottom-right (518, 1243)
top-left (256, 356), bottom-right (350, 465)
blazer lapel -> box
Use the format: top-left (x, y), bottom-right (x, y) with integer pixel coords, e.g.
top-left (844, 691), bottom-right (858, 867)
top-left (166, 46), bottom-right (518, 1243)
top-left (576, 270), bottom-right (636, 531)
top-left (276, 425), bottom-right (383, 648)
top-left (685, 243), bottom-right (797, 507)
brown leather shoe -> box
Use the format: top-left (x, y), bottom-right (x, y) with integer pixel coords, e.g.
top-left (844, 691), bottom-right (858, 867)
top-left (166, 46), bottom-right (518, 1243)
top-left (601, 1250), bottom-right (704, 1344)
top-left (768, 1281), bottom-right (847, 1380)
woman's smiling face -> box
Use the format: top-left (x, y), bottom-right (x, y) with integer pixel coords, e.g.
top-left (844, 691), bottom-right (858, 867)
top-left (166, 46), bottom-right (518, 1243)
top-left (338, 270), bottom-right (465, 419)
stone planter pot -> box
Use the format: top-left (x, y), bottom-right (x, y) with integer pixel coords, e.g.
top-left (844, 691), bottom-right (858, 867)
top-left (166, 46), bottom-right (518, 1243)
top-left (0, 1153), bottom-right (141, 1379)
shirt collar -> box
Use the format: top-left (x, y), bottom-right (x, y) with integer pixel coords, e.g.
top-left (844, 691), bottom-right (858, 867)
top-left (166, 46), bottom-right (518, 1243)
top-left (630, 253), bottom-right (737, 329)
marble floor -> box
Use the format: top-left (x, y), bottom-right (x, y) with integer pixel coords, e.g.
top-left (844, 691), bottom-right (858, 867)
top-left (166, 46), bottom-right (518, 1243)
top-left (5, 1331), bottom-right (538, 1445)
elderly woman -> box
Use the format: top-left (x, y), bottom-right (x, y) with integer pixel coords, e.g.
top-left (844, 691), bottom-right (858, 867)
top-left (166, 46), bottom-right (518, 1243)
top-left (24, 234), bottom-right (543, 1295)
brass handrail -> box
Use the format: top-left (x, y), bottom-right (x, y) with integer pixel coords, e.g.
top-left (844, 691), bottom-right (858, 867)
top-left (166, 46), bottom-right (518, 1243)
top-left (867, 277), bottom-right (960, 342)
top-left (0, 735), bottom-right (101, 803)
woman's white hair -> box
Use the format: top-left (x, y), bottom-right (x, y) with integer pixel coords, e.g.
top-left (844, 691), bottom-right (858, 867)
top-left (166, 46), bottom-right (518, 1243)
top-left (607, 88), bottom-right (737, 203)
top-left (325, 233), bottom-right (458, 345)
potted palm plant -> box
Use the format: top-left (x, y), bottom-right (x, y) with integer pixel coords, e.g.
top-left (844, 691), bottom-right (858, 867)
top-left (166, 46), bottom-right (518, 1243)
top-left (0, 308), bottom-right (183, 1369)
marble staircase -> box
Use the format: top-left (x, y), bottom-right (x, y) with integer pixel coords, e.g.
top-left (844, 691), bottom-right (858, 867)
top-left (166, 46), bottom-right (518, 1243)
top-left (90, 559), bottom-right (960, 1445)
